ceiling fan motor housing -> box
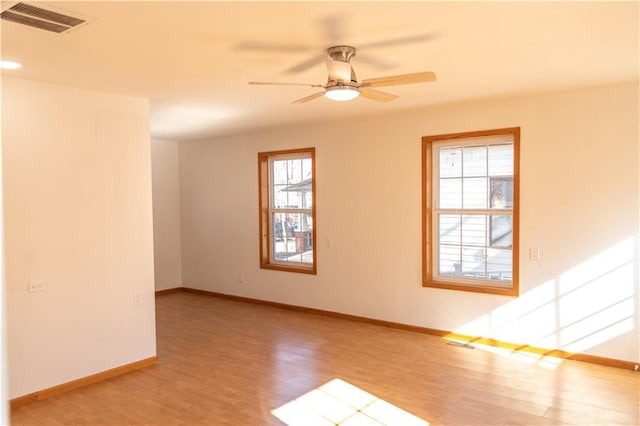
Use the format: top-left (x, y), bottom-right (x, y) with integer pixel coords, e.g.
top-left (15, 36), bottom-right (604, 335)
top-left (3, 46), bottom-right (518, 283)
top-left (326, 46), bottom-right (358, 83)
top-left (326, 45), bottom-right (357, 62)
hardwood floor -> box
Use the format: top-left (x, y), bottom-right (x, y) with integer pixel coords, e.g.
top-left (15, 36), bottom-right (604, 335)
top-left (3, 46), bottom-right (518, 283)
top-left (11, 292), bottom-right (640, 425)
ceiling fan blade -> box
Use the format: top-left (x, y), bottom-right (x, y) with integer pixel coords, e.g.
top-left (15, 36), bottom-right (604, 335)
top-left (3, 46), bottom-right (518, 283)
top-left (292, 92), bottom-right (325, 104)
top-left (358, 33), bottom-right (439, 49)
top-left (326, 59), bottom-right (352, 82)
top-left (359, 88), bottom-right (398, 102)
top-left (360, 71), bottom-right (436, 88)
top-left (236, 41), bottom-right (312, 52)
top-left (285, 54), bottom-right (325, 74)
top-left (249, 81), bottom-right (323, 88)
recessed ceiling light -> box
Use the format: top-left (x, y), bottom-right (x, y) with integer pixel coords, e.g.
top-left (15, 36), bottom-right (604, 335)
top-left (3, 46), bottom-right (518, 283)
top-left (0, 60), bottom-right (22, 70)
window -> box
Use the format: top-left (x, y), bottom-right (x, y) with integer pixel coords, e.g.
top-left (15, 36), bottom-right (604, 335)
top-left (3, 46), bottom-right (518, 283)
top-left (422, 128), bottom-right (519, 295)
top-left (258, 148), bottom-right (316, 274)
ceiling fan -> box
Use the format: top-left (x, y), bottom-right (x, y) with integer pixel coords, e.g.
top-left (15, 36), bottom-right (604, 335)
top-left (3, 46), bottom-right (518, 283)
top-left (249, 45), bottom-right (436, 104)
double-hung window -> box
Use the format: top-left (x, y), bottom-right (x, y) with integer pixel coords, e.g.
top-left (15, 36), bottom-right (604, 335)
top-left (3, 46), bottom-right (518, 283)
top-left (422, 128), bottom-right (519, 295)
top-left (258, 148), bottom-right (316, 274)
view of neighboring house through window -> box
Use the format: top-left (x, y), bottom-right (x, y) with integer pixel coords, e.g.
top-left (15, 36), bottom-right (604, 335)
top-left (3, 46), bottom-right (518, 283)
top-left (258, 148), bottom-right (316, 274)
top-left (422, 128), bottom-right (519, 295)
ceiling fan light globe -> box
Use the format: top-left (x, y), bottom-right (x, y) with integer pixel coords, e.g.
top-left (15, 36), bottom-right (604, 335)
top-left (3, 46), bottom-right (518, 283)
top-left (325, 87), bottom-right (360, 102)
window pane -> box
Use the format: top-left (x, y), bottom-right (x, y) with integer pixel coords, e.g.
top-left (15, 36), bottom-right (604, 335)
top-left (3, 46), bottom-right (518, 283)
top-left (272, 212), bottom-right (284, 241)
top-left (439, 214), bottom-right (460, 245)
top-left (487, 248), bottom-right (512, 281)
top-left (285, 190), bottom-right (301, 208)
top-left (463, 146), bottom-right (487, 177)
top-left (284, 213), bottom-right (298, 237)
top-left (439, 147), bottom-right (462, 178)
top-left (461, 215), bottom-right (486, 247)
top-left (439, 244), bottom-right (461, 276)
top-left (488, 144), bottom-right (513, 176)
top-left (305, 192), bottom-right (313, 209)
top-left (439, 178), bottom-right (462, 209)
top-left (299, 212), bottom-right (313, 232)
top-left (273, 185), bottom-right (288, 208)
top-left (273, 160), bottom-right (288, 184)
top-left (298, 213), bottom-right (313, 262)
top-left (272, 212), bottom-right (290, 260)
top-left (274, 213), bottom-right (297, 260)
top-left (462, 247), bottom-right (486, 278)
top-left (462, 177), bottom-right (487, 209)
top-left (490, 177), bottom-right (513, 209)
top-left (273, 213), bottom-right (313, 264)
top-left (287, 159), bottom-right (302, 184)
top-left (490, 215), bottom-right (512, 247)
top-left (302, 158), bottom-right (312, 182)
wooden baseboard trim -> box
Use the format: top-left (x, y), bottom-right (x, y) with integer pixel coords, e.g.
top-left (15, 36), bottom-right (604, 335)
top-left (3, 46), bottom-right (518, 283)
top-left (10, 356), bottom-right (157, 408)
top-left (183, 288), bottom-right (448, 336)
top-left (155, 287), bottom-right (182, 296)
top-left (181, 287), bottom-right (638, 371)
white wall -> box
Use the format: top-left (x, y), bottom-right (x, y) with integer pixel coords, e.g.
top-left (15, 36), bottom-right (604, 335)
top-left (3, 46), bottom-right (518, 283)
top-left (2, 77), bottom-right (157, 398)
top-left (178, 81), bottom-right (639, 363)
top-left (151, 139), bottom-right (182, 291)
top-left (0, 91), bottom-right (7, 424)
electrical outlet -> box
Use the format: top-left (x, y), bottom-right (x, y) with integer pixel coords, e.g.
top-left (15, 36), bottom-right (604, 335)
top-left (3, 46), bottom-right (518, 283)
top-left (28, 281), bottom-right (46, 292)
top-left (238, 273), bottom-right (245, 284)
top-left (529, 247), bottom-right (541, 261)
top-left (134, 291), bottom-right (141, 305)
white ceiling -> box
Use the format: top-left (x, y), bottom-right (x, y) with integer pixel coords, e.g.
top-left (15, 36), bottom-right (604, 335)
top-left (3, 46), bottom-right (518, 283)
top-left (1, 1), bottom-right (638, 140)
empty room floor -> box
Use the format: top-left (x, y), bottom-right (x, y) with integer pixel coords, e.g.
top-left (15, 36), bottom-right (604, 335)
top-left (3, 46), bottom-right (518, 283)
top-left (10, 291), bottom-right (640, 425)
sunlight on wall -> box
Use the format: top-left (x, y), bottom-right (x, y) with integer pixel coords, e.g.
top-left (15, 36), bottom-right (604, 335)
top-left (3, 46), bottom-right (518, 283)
top-left (271, 378), bottom-right (428, 426)
top-left (453, 237), bottom-right (636, 365)
top-left (454, 279), bottom-right (559, 348)
top-left (557, 238), bottom-right (635, 352)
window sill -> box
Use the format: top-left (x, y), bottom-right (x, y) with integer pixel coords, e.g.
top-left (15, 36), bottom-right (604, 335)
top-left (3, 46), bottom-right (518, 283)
top-left (423, 280), bottom-right (518, 296)
top-left (260, 263), bottom-right (317, 275)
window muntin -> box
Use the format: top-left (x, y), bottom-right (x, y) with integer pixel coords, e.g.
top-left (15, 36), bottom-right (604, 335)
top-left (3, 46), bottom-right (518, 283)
top-left (423, 129), bottom-right (519, 295)
top-left (258, 148), bottom-right (316, 274)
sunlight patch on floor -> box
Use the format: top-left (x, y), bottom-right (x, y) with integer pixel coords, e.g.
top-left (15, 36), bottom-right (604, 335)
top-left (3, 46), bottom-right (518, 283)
top-left (272, 378), bottom-right (429, 426)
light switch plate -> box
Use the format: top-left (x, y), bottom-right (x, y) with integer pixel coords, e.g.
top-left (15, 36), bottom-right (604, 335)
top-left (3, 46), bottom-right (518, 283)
top-left (529, 247), bottom-right (541, 261)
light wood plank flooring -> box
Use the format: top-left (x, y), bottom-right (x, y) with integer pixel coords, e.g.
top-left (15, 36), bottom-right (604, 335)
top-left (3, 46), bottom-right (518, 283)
top-left (11, 292), bottom-right (640, 425)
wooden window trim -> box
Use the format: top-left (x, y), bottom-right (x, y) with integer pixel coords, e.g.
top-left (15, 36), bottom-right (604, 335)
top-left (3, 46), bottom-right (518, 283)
top-left (258, 148), bottom-right (317, 275)
top-left (422, 128), bottom-right (520, 296)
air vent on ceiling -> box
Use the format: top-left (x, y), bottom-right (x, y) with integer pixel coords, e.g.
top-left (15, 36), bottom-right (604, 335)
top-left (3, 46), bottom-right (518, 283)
top-left (1, 2), bottom-right (89, 34)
